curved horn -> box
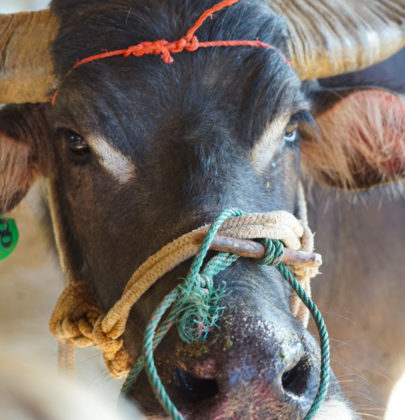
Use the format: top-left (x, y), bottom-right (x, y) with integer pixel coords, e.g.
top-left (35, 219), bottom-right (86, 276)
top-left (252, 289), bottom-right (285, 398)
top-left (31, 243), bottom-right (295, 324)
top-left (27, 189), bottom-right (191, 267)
top-left (271, 0), bottom-right (405, 80)
top-left (0, 10), bottom-right (59, 104)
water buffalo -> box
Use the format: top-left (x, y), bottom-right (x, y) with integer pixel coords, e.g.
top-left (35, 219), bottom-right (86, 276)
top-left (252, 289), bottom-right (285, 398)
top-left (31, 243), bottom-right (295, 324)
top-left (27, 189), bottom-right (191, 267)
top-left (0, 0), bottom-right (404, 418)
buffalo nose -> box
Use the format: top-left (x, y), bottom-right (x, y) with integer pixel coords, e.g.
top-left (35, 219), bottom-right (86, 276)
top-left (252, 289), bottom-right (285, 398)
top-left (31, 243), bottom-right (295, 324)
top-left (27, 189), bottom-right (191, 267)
top-left (280, 356), bottom-right (311, 397)
top-left (175, 324), bottom-right (319, 418)
top-left (178, 349), bottom-right (311, 398)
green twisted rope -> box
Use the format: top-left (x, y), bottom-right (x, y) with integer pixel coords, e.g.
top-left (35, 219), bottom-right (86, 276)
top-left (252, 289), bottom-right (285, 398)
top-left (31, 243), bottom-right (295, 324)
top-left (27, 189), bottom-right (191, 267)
top-left (121, 209), bottom-right (329, 420)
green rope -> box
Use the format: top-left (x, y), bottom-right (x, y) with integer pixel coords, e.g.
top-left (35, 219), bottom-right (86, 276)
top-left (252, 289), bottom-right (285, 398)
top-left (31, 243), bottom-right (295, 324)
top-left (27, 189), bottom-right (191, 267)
top-left (121, 209), bottom-right (329, 420)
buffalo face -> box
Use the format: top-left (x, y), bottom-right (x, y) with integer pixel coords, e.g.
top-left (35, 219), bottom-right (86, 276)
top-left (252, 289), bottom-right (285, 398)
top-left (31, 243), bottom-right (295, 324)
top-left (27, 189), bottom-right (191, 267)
top-left (47, 3), bottom-right (321, 416)
top-left (1, 0), bottom-right (405, 418)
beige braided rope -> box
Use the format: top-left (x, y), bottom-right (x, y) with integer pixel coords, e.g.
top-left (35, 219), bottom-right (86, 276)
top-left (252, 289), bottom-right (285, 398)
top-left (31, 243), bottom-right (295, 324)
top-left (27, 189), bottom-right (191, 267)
top-left (50, 209), bottom-right (318, 378)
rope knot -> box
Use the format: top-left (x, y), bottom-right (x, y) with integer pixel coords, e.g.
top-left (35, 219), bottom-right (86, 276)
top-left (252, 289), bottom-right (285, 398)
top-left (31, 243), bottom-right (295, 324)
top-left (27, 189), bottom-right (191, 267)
top-left (184, 35), bottom-right (199, 52)
top-left (123, 40), bottom-right (172, 63)
top-left (175, 272), bottom-right (227, 343)
top-left (258, 238), bottom-right (284, 266)
top-left (170, 35), bottom-right (199, 54)
top-left (122, 36), bottom-right (200, 64)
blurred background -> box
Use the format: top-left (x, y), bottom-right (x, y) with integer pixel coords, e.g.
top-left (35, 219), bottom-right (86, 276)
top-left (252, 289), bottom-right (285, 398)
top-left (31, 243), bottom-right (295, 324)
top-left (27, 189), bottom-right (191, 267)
top-left (0, 1), bottom-right (128, 419)
top-left (0, 0), bottom-right (48, 13)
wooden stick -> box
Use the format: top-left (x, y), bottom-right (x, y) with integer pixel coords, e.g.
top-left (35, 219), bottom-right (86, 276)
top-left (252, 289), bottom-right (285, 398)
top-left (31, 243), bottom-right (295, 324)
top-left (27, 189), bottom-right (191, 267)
top-left (192, 233), bottom-right (322, 268)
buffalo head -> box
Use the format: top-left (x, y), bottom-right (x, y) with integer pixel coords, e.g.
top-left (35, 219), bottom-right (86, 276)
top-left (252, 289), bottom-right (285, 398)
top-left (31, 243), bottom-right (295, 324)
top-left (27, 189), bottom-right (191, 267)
top-left (0, 0), bottom-right (404, 418)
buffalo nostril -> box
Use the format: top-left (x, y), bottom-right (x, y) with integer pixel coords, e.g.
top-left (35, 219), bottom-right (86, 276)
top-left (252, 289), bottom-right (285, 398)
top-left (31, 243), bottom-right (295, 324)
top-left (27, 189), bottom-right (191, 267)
top-left (281, 357), bottom-right (310, 397)
top-left (177, 368), bottom-right (218, 402)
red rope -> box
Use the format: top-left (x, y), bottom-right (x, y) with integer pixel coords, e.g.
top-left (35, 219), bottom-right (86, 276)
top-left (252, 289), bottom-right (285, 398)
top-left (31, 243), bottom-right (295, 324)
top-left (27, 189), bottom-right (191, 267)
top-left (52, 0), bottom-right (290, 105)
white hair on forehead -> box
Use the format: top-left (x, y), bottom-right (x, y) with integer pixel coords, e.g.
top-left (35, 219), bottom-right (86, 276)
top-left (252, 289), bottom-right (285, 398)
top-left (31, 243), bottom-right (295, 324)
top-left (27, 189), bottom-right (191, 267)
top-left (89, 135), bottom-right (136, 185)
top-left (250, 113), bottom-right (290, 174)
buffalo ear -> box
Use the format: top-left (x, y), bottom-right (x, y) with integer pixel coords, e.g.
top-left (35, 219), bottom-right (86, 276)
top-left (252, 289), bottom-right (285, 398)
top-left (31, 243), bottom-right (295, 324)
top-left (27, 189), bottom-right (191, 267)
top-left (300, 88), bottom-right (405, 189)
top-left (0, 104), bottom-right (50, 213)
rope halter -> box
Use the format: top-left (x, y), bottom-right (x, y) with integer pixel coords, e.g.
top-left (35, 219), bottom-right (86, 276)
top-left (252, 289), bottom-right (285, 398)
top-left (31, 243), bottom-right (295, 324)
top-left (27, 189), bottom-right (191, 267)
top-left (50, 208), bottom-right (321, 378)
top-left (120, 208), bottom-right (329, 420)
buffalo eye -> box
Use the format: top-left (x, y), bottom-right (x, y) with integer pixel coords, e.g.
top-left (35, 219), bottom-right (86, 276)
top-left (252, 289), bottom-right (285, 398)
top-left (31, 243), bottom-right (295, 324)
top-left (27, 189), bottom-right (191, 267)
top-left (56, 128), bottom-right (90, 157)
top-left (284, 129), bottom-right (297, 143)
top-left (68, 131), bottom-right (89, 155)
top-left (283, 113), bottom-right (301, 144)
top-left (283, 110), bottom-right (314, 145)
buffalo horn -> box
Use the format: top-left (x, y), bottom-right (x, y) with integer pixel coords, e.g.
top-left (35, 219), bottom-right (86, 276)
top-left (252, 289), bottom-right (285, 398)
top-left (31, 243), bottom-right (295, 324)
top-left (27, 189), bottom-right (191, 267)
top-left (271, 0), bottom-right (405, 80)
top-left (0, 10), bottom-right (59, 104)
top-left (1, 3), bottom-right (404, 100)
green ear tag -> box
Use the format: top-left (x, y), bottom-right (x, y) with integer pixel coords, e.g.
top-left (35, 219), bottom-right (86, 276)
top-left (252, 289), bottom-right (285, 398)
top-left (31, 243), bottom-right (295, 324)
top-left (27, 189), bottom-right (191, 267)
top-left (0, 215), bottom-right (19, 261)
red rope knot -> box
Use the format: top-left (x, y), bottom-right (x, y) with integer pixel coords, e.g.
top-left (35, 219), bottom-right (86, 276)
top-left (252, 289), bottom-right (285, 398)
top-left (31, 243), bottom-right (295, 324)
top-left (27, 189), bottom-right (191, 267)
top-left (171, 35), bottom-right (199, 53)
top-left (123, 35), bottom-right (200, 64)
top-left (124, 40), bottom-right (167, 60)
